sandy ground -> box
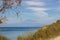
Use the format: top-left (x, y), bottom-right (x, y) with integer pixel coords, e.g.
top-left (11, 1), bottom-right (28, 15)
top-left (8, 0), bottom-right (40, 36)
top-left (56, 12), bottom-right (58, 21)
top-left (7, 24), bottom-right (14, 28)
top-left (38, 36), bottom-right (60, 40)
top-left (50, 36), bottom-right (60, 40)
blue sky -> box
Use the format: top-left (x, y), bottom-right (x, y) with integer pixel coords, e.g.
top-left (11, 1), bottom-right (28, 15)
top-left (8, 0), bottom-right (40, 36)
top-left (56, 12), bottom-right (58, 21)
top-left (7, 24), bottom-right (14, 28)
top-left (0, 0), bottom-right (60, 27)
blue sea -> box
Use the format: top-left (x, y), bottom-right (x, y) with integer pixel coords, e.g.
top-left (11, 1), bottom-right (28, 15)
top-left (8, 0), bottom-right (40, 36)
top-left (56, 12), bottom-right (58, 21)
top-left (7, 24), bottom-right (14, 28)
top-left (0, 27), bottom-right (40, 40)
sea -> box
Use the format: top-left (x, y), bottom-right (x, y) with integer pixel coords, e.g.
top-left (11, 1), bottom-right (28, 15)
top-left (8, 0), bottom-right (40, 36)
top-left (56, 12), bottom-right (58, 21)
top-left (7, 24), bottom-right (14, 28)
top-left (0, 27), bottom-right (40, 40)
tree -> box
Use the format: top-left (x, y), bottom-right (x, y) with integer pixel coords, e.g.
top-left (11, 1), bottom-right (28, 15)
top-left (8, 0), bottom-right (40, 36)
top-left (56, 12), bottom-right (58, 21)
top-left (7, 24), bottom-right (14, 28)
top-left (0, 0), bottom-right (21, 12)
top-left (0, 0), bottom-right (21, 24)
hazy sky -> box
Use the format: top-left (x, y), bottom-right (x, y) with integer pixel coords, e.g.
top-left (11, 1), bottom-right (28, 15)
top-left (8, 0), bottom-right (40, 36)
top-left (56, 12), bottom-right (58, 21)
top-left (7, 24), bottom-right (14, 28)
top-left (0, 0), bottom-right (60, 27)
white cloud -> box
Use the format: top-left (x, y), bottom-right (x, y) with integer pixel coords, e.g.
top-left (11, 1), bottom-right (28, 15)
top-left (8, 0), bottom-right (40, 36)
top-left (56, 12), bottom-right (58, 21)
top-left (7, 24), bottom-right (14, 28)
top-left (27, 7), bottom-right (49, 11)
top-left (34, 11), bottom-right (48, 17)
top-left (25, 6), bottom-right (52, 25)
top-left (24, 1), bottom-right (45, 6)
top-left (6, 17), bottom-right (26, 24)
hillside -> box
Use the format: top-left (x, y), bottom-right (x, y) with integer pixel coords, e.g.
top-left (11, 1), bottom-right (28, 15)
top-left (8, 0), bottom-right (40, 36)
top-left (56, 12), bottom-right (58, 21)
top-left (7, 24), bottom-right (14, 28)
top-left (18, 20), bottom-right (60, 40)
top-left (31, 20), bottom-right (60, 40)
top-left (0, 20), bottom-right (60, 40)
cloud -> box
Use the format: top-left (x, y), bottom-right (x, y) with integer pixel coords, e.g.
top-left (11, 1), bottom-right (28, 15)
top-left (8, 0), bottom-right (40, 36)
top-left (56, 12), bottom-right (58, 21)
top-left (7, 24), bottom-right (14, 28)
top-left (34, 11), bottom-right (48, 17)
top-left (26, 6), bottom-right (49, 23)
top-left (6, 17), bottom-right (26, 24)
top-left (27, 7), bottom-right (49, 11)
top-left (24, 1), bottom-right (45, 6)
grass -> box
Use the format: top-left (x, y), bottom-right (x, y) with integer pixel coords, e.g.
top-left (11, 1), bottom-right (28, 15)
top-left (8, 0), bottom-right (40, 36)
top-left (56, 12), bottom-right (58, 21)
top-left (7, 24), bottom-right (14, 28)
top-left (18, 20), bottom-right (60, 40)
top-left (0, 20), bottom-right (60, 40)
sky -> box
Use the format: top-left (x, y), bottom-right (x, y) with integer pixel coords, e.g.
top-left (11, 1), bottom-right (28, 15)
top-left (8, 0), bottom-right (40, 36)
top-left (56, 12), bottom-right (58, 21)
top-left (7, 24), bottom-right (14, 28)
top-left (0, 0), bottom-right (60, 27)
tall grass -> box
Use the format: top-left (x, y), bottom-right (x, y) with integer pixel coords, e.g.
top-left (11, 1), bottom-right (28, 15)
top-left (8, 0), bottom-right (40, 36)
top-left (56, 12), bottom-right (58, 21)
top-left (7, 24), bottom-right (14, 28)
top-left (18, 20), bottom-right (60, 40)
top-left (0, 20), bottom-right (60, 40)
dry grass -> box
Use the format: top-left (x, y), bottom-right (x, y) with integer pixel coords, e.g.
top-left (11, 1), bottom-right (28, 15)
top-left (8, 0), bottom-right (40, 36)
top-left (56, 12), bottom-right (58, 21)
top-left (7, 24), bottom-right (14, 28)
top-left (0, 20), bottom-right (60, 40)
top-left (18, 20), bottom-right (60, 40)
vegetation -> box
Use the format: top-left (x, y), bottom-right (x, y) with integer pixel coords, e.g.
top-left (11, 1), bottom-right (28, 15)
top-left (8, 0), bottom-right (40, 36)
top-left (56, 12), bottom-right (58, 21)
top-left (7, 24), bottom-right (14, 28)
top-left (17, 36), bottom-right (25, 40)
top-left (0, 19), bottom-right (3, 24)
top-left (17, 20), bottom-right (60, 40)
top-left (0, 36), bottom-right (9, 40)
top-left (0, 20), bottom-right (60, 40)
top-left (17, 33), bottom-right (33, 40)
top-left (0, 0), bottom-right (21, 12)
top-left (0, 0), bottom-right (21, 24)
top-left (31, 20), bottom-right (60, 40)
